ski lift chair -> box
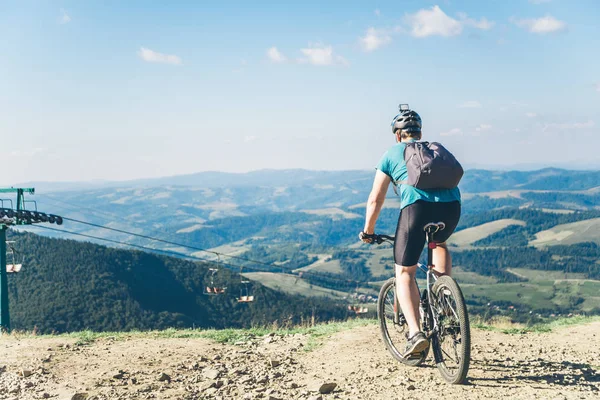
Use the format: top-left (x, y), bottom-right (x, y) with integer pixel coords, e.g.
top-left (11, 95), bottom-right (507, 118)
top-left (6, 242), bottom-right (23, 274)
top-left (203, 266), bottom-right (227, 296)
top-left (347, 305), bottom-right (368, 315)
top-left (237, 295), bottom-right (255, 303)
top-left (237, 278), bottom-right (254, 303)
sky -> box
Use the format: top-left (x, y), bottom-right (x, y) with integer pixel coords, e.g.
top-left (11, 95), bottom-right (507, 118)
top-left (1, 0), bottom-right (599, 184)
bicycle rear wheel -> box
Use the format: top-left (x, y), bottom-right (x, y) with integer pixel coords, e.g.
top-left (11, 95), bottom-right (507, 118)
top-left (377, 278), bottom-right (428, 366)
top-left (430, 275), bottom-right (471, 384)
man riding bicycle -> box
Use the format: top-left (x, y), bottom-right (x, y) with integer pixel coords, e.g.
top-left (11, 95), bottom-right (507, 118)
top-left (360, 106), bottom-right (461, 358)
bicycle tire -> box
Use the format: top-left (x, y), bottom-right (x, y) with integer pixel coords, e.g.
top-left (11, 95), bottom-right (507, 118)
top-left (431, 275), bottom-right (471, 384)
top-left (377, 278), bottom-right (428, 367)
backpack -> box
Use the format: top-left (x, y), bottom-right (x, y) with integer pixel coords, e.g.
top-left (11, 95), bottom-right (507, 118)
top-left (395, 141), bottom-right (463, 191)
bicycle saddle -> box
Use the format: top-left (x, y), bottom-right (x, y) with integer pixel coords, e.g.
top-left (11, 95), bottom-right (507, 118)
top-left (423, 222), bottom-right (446, 233)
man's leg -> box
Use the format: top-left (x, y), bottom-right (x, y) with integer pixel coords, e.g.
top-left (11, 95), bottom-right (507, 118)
top-left (432, 242), bottom-right (452, 276)
top-left (395, 263), bottom-right (421, 337)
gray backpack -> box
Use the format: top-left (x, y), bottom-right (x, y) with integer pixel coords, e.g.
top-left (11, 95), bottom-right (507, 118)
top-left (395, 141), bottom-right (463, 190)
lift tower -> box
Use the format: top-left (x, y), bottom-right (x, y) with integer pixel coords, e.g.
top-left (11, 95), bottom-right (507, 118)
top-left (0, 188), bottom-right (63, 333)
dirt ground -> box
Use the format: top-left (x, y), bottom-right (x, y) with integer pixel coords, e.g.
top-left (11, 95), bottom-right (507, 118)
top-left (1, 321), bottom-right (599, 400)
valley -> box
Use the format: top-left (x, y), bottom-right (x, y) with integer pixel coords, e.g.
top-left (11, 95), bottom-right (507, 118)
top-left (7, 167), bottom-right (600, 332)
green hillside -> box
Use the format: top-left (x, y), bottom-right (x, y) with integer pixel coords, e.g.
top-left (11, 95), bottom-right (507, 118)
top-left (242, 272), bottom-right (349, 299)
top-left (10, 168), bottom-right (600, 329)
top-left (5, 232), bottom-right (347, 334)
top-left (530, 218), bottom-right (600, 246)
top-left (449, 219), bottom-right (526, 247)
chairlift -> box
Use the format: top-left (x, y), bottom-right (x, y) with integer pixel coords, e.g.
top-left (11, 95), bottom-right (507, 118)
top-left (238, 281), bottom-right (254, 303)
top-left (237, 267), bottom-right (254, 303)
top-left (6, 241), bottom-right (24, 274)
top-left (203, 255), bottom-right (226, 296)
top-left (0, 199), bottom-right (14, 209)
top-left (347, 305), bottom-right (369, 315)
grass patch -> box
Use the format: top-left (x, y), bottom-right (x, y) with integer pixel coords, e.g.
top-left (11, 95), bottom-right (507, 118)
top-left (449, 219), bottom-right (526, 247)
top-left (6, 315), bottom-right (598, 348)
top-left (3, 318), bottom-right (377, 351)
top-left (472, 315), bottom-right (600, 335)
top-left (243, 272), bottom-right (349, 299)
top-left (530, 218), bottom-right (600, 247)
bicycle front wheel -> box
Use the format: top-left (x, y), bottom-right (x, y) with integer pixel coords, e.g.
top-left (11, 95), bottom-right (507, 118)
top-left (431, 275), bottom-right (471, 384)
top-left (377, 278), bottom-right (428, 367)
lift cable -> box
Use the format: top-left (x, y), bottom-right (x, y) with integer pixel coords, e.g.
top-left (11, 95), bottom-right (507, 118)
top-left (60, 215), bottom-right (291, 269)
top-left (33, 225), bottom-right (376, 288)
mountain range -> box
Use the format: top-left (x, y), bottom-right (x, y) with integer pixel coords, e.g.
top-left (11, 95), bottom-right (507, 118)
top-left (5, 167), bottom-right (600, 331)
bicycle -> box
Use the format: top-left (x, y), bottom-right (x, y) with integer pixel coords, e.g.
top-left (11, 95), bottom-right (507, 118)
top-left (362, 222), bottom-right (471, 384)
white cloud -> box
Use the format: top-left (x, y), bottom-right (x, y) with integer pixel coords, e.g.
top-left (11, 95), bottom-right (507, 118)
top-left (458, 13), bottom-right (495, 30)
top-left (59, 9), bottom-right (71, 24)
top-left (475, 124), bottom-right (492, 132)
top-left (573, 120), bottom-right (595, 129)
top-left (267, 47), bottom-right (287, 63)
top-left (440, 128), bottom-right (463, 136)
top-left (138, 47), bottom-right (182, 65)
top-left (374, 9), bottom-right (381, 17)
top-left (542, 120), bottom-right (595, 131)
top-left (511, 15), bottom-right (566, 34)
top-left (244, 136), bottom-right (257, 142)
top-left (405, 6), bottom-right (463, 38)
top-left (458, 100), bottom-right (482, 108)
top-left (470, 18), bottom-right (495, 30)
top-left (595, 83), bottom-right (600, 92)
top-left (526, 112), bottom-right (538, 117)
top-left (299, 44), bottom-right (348, 66)
top-left (359, 28), bottom-right (392, 52)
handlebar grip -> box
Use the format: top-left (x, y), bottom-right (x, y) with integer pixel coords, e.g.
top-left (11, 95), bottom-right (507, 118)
top-left (359, 232), bottom-right (395, 244)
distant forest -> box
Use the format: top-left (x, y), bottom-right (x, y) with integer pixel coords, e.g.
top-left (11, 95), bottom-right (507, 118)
top-left (6, 232), bottom-right (347, 334)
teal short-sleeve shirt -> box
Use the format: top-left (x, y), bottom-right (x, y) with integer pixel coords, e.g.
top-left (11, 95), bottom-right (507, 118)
top-left (376, 141), bottom-right (461, 209)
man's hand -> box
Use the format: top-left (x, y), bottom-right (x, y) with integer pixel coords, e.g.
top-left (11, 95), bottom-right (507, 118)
top-left (359, 231), bottom-right (373, 244)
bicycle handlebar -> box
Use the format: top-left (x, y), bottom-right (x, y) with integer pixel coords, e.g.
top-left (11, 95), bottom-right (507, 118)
top-left (359, 232), bottom-right (395, 244)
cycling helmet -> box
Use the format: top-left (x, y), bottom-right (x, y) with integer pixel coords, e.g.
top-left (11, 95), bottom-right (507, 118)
top-left (391, 106), bottom-right (422, 134)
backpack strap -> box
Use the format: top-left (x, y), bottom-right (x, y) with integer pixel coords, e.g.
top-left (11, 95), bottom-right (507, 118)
top-left (391, 140), bottom-right (426, 195)
top-left (391, 179), bottom-right (407, 196)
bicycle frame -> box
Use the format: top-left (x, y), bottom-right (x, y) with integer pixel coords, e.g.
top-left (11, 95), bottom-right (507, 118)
top-left (419, 229), bottom-right (442, 340)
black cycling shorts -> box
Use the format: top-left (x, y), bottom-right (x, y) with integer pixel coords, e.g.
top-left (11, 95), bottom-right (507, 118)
top-left (394, 200), bottom-right (461, 266)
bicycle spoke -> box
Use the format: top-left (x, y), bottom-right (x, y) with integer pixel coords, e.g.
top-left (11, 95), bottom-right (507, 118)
top-left (453, 341), bottom-right (460, 361)
top-left (440, 347), bottom-right (459, 364)
top-left (378, 279), bottom-right (428, 366)
top-left (433, 285), bottom-right (464, 372)
top-left (430, 276), bottom-right (471, 383)
top-left (444, 295), bottom-right (460, 320)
